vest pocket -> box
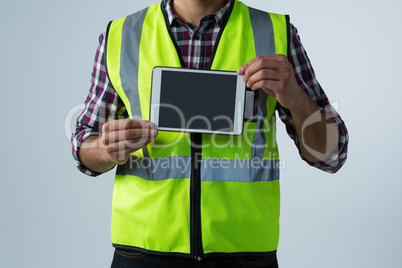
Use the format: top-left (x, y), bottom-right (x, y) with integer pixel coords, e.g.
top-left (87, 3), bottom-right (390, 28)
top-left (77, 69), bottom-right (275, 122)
top-left (236, 254), bottom-right (277, 267)
top-left (115, 248), bottom-right (148, 258)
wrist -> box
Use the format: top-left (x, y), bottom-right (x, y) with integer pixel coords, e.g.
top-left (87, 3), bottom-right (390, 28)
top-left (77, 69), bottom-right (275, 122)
top-left (288, 88), bottom-right (314, 115)
top-left (80, 136), bottom-right (117, 173)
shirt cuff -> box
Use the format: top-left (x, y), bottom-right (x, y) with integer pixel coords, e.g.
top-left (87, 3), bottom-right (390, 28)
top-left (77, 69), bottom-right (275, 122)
top-left (71, 129), bottom-right (103, 177)
top-left (297, 106), bottom-right (349, 174)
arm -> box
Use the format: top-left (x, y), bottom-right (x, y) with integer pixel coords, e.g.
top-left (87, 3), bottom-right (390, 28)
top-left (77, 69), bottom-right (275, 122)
top-left (238, 54), bottom-right (339, 163)
top-left (71, 32), bottom-right (157, 176)
top-left (280, 83), bottom-right (339, 163)
top-left (237, 24), bottom-right (348, 172)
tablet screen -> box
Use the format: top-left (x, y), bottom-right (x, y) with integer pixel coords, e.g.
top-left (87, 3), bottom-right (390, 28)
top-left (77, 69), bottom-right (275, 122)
top-left (158, 70), bottom-right (238, 132)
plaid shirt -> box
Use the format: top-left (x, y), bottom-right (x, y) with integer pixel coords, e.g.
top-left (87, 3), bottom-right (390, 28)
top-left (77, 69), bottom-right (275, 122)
top-left (72, 0), bottom-right (348, 176)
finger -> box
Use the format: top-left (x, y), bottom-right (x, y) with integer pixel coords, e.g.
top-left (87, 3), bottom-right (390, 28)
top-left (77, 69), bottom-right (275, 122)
top-left (102, 127), bottom-right (158, 145)
top-left (125, 127), bottom-right (158, 142)
top-left (243, 60), bottom-right (285, 84)
top-left (101, 119), bottom-right (154, 145)
top-left (237, 54), bottom-right (288, 75)
top-left (269, 54), bottom-right (288, 62)
top-left (105, 136), bottom-right (154, 155)
top-left (246, 69), bottom-right (288, 88)
top-left (250, 80), bottom-right (279, 96)
top-left (126, 134), bottom-right (156, 148)
top-left (103, 119), bottom-right (151, 133)
top-left (108, 147), bottom-right (142, 164)
top-left (125, 119), bottom-right (153, 130)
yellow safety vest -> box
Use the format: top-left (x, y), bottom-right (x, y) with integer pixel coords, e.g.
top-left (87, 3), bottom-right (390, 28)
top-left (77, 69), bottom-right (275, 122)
top-left (106, 0), bottom-right (288, 259)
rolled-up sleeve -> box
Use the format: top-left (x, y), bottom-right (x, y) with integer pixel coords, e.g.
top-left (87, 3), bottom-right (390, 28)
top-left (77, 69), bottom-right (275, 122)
top-left (278, 23), bottom-right (349, 173)
top-left (71, 32), bottom-right (128, 177)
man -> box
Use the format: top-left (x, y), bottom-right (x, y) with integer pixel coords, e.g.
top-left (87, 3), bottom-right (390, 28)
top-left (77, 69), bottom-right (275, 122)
top-left (72, 0), bottom-right (348, 267)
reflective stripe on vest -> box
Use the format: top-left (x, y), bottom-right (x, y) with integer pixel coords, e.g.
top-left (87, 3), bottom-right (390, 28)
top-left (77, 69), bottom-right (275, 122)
top-left (117, 155), bottom-right (280, 182)
top-left (106, 0), bottom-right (289, 256)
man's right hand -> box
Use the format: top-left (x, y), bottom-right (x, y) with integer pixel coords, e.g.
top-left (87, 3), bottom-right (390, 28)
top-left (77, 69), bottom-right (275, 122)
top-left (78, 119), bottom-right (158, 174)
top-left (101, 119), bottom-right (158, 165)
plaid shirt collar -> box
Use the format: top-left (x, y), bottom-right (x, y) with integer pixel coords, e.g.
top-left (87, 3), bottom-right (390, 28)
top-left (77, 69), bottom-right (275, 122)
top-left (163, 0), bottom-right (232, 27)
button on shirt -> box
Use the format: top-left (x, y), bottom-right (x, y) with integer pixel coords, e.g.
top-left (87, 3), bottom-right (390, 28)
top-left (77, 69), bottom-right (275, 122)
top-left (72, 0), bottom-right (348, 176)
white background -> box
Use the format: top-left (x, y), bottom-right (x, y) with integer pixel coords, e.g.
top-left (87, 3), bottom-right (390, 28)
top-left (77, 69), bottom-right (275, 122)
top-left (1, 0), bottom-right (401, 267)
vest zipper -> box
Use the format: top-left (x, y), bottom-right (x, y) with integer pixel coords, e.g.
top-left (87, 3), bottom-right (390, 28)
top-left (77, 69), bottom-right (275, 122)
top-left (160, 2), bottom-right (235, 260)
top-left (190, 133), bottom-right (203, 260)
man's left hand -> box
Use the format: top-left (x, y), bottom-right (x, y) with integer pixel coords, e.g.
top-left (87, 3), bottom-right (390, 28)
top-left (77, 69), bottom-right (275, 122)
top-left (237, 54), bottom-right (305, 111)
top-left (238, 54), bottom-right (340, 164)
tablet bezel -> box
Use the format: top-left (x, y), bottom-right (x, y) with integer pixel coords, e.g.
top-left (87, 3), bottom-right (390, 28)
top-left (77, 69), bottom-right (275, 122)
top-left (150, 67), bottom-right (246, 135)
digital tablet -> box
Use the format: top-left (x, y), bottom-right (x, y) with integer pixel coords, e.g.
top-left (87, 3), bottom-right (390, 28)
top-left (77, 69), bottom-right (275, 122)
top-left (150, 67), bottom-right (246, 135)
